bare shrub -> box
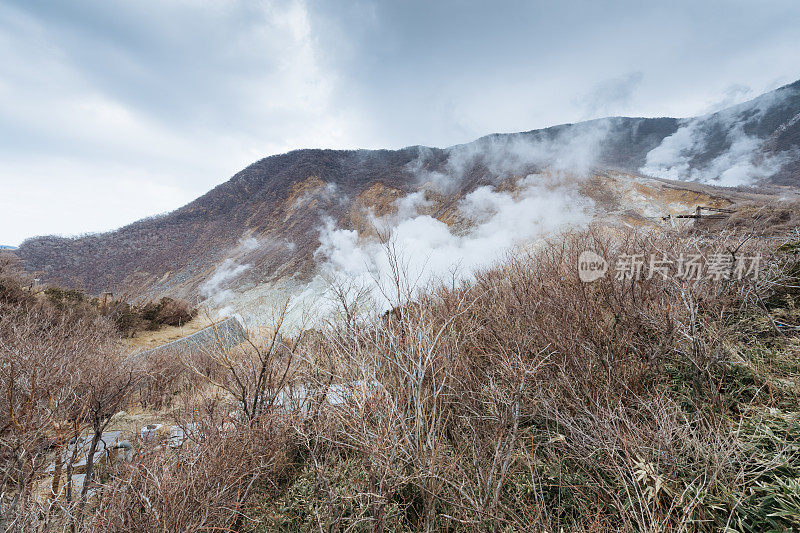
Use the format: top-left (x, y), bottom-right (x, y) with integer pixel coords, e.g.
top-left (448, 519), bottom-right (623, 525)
top-left (140, 297), bottom-right (196, 329)
top-left (0, 301), bottom-right (120, 530)
top-left (184, 304), bottom-right (307, 421)
top-left (0, 253), bottom-right (36, 307)
top-left (293, 224), bottom-right (792, 530)
top-left (5, 223), bottom-right (799, 531)
top-left (86, 407), bottom-right (298, 531)
top-left (135, 347), bottom-right (197, 411)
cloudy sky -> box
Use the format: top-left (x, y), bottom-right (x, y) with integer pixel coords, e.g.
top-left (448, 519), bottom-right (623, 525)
top-left (1, 0), bottom-right (799, 246)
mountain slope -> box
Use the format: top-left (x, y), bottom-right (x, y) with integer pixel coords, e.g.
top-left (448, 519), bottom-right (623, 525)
top-left (17, 80), bottom-right (800, 301)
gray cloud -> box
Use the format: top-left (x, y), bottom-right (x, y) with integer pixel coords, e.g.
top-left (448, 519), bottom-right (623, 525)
top-left (704, 84), bottom-right (754, 113)
top-left (578, 72), bottom-right (644, 119)
top-left (1, 0), bottom-right (800, 244)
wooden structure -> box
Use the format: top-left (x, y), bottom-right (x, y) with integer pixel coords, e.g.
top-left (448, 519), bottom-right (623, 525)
top-left (662, 206), bottom-right (735, 226)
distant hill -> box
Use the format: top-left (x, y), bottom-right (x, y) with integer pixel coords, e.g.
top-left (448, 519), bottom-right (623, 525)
top-left (0, 245), bottom-right (18, 250)
top-left (17, 80), bottom-right (800, 301)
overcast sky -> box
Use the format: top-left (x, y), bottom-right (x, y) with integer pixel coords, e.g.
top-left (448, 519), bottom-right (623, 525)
top-left (1, 0), bottom-right (799, 246)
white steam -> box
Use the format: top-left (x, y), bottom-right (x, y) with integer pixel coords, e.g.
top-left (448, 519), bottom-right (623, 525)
top-left (641, 121), bottom-right (789, 186)
top-left (306, 124), bottom-right (609, 315)
top-left (314, 174), bottom-right (593, 310)
top-left (411, 120), bottom-right (611, 193)
top-left (201, 258), bottom-right (252, 312)
top-left (201, 236), bottom-right (295, 317)
top-left (294, 180), bottom-right (344, 208)
top-left (641, 87), bottom-right (797, 186)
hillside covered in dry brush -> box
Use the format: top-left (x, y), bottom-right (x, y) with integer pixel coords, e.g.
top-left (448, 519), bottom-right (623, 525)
top-left (3, 221), bottom-right (800, 532)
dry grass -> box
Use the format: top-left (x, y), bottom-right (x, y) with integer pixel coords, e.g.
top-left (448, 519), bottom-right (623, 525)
top-left (118, 314), bottom-right (215, 352)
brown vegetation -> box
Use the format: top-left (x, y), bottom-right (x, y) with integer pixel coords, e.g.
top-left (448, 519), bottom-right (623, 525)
top-left (2, 223), bottom-right (800, 531)
top-left (0, 256), bottom-right (196, 340)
